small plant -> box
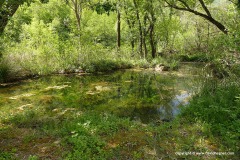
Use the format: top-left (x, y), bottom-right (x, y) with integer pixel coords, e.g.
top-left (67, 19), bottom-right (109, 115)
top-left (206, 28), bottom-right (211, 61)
top-left (168, 60), bottom-right (179, 70)
top-left (28, 155), bottom-right (39, 160)
top-left (135, 59), bottom-right (150, 68)
top-left (0, 152), bottom-right (15, 160)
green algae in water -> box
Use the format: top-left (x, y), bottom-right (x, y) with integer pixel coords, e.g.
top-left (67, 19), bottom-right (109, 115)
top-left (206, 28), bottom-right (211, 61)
top-left (0, 64), bottom-right (202, 124)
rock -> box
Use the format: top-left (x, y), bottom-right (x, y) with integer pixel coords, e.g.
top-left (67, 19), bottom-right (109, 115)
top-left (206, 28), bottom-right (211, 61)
top-left (86, 91), bottom-right (100, 95)
top-left (45, 85), bottom-right (70, 90)
top-left (18, 104), bottom-right (32, 111)
top-left (155, 64), bottom-right (170, 72)
top-left (95, 85), bottom-right (111, 91)
top-left (9, 93), bottom-right (35, 100)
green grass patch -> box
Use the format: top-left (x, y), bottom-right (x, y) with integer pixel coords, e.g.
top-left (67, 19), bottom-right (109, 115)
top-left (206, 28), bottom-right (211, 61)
top-left (181, 78), bottom-right (240, 152)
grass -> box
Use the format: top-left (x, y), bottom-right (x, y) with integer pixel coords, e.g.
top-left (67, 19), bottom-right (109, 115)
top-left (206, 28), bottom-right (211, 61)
top-left (180, 78), bottom-right (240, 154)
top-left (0, 54), bottom-right (180, 83)
top-left (1, 108), bottom-right (238, 159)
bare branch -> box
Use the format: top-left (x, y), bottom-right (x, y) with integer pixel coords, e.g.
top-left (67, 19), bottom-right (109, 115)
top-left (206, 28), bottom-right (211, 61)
top-left (199, 0), bottom-right (212, 17)
top-left (164, 0), bottom-right (228, 34)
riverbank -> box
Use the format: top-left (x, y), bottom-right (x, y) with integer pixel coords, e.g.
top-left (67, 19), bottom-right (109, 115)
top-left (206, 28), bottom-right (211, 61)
top-left (0, 58), bottom-right (180, 84)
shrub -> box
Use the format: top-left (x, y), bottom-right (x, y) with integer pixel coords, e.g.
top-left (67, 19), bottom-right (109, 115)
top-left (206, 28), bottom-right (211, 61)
top-left (0, 60), bottom-right (10, 83)
top-left (82, 59), bottom-right (133, 73)
top-left (178, 53), bottom-right (211, 62)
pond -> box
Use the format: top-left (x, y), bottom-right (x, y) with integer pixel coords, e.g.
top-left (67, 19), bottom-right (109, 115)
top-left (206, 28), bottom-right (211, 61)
top-left (0, 63), bottom-right (203, 124)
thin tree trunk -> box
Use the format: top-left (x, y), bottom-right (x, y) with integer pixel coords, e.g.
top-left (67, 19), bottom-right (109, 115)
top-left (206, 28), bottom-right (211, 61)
top-left (143, 14), bottom-right (148, 58)
top-left (149, 24), bottom-right (156, 58)
top-left (149, 0), bottom-right (156, 58)
top-left (117, 7), bottom-right (121, 50)
top-left (133, 0), bottom-right (143, 57)
top-left (123, 2), bottom-right (135, 55)
top-left (70, 0), bottom-right (82, 62)
top-left (125, 19), bottom-right (135, 54)
top-left (72, 0), bottom-right (81, 31)
top-left (143, 36), bottom-right (147, 59)
top-left (131, 40), bottom-right (135, 55)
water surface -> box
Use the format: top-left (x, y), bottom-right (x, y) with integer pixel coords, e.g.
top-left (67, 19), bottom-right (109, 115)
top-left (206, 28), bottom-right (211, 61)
top-left (0, 63), bottom-right (203, 124)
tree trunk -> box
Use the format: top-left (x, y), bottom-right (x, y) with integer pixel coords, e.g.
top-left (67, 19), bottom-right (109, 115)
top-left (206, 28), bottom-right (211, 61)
top-left (72, 0), bottom-right (81, 30)
top-left (149, 0), bottom-right (156, 58)
top-left (131, 40), bottom-right (135, 54)
top-left (143, 14), bottom-right (148, 58)
top-left (125, 19), bottom-right (135, 55)
top-left (123, 4), bottom-right (135, 55)
top-left (117, 7), bottom-right (121, 49)
top-left (143, 36), bottom-right (147, 59)
top-left (149, 24), bottom-right (156, 58)
top-left (0, 2), bottom-right (20, 35)
top-left (133, 0), bottom-right (143, 57)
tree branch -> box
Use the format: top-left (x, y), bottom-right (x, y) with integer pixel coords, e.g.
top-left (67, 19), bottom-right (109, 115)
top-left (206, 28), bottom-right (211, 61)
top-left (198, 0), bottom-right (212, 17)
top-left (178, 0), bottom-right (191, 9)
top-left (164, 0), bottom-right (228, 34)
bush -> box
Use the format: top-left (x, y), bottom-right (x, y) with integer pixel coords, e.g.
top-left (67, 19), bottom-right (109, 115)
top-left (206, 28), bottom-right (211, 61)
top-left (178, 53), bottom-right (211, 62)
top-left (82, 59), bottom-right (133, 73)
top-left (0, 60), bottom-right (10, 83)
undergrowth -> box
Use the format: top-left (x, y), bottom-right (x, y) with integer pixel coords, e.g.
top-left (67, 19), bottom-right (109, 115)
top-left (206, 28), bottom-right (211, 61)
top-left (181, 78), bottom-right (240, 153)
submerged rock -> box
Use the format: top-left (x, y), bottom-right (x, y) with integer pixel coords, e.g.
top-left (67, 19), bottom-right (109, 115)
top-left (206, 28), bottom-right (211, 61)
top-left (45, 85), bottom-right (70, 91)
top-left (86, 91), bottom-right (100, 95)
top-left (9, 93), bottom-right (35, 100)
top-left (18, 104), bottom-right (32, 111)
top-left (95, 85), bottom-right (111, 91)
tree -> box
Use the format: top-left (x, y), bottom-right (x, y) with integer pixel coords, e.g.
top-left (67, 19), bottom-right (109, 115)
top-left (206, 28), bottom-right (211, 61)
top-left (0, 0), bottom-right (25, 34)
top-left (122, 0), bottom-right (136, 54)
top-left (146, 0), bottom-right (157, 58)
top-left (133, 0), bottom-right (144, 57)
top-left (67, 0), bottom-right (87, 31)
top-left (0, 0), bottom-right (51, 35)
top-left (117, 0), bottom-right (121, 50)
top-left (90, 0), bottom-right (120, 49)
top-left (164, 0), bottom-right (228, 34)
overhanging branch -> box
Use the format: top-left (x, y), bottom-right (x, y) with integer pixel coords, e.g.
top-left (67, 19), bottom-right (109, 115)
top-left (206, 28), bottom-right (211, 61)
top-left (164, 0), bottom-right (228, 34)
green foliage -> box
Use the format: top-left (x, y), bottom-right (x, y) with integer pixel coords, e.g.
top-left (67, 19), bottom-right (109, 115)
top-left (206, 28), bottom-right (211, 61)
top-left (134, 59), bottom-right (151, 68)
top-left (0, 152), bottom-right (15, 160)
top-left (231, 63), bottom-right (240, 77)
top-left (181, 79), bottom-right (240, 150)
top-left (27, 155), bottom-right (39, 160)
top-left (92, 1), bottom-right (116, 15)
top-left (1, 0), bottom-right (240, 159)
top-left (55, 112), bottom-right (131, 159)
top-left (0, 59), bottom-right (10, 83)
top-left (178, 53), bottom-right (212, 62)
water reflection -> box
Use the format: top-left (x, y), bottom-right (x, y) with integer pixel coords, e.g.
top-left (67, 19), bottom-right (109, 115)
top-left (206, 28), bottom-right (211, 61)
top-left (0, 63), bottom-right (203, 124)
